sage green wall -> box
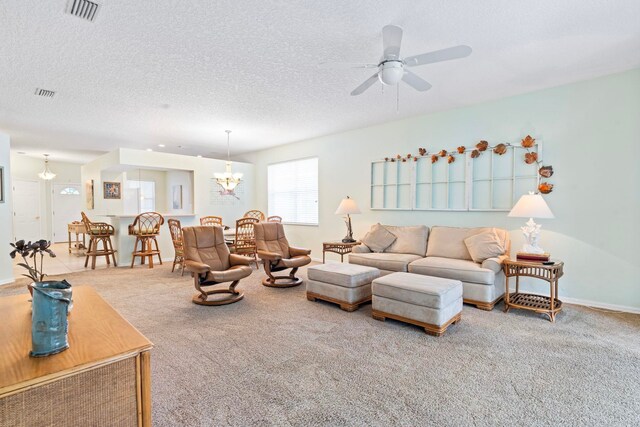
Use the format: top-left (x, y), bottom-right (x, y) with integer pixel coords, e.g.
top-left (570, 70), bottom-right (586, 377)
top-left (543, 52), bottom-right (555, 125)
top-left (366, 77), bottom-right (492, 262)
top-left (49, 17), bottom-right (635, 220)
top-left (242, 69), bottom-right (640, 311)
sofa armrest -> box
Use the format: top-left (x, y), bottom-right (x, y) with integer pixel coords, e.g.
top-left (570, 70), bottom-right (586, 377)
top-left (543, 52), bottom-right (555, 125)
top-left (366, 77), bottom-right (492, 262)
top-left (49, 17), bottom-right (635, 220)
top-left (482, 254), bottom-right (510, 273)
top-left (289, 246), bottom-right (311, 256)
top-left (229, 254), bottom-right (253, 266)
top-left (257, 250), bottom-right (282, 261)
top-left (351, 244), bottom-right (371, 254)
top-left (184, 260), bottom-right (211, 274)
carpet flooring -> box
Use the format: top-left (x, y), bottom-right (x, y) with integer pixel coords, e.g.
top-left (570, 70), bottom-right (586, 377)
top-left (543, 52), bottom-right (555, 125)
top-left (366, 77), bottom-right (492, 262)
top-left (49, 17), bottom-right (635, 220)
top-left (2, 264), bottom-right (639, 426)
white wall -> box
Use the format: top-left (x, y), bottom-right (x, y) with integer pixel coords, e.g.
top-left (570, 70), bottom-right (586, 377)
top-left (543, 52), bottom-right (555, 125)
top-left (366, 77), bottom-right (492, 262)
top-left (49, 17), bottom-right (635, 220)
top-left (165, 170), bottom-right (194, 215)
top-left (0, 133), bottom-right (13, 284)
top-left (9, 154), bottom-right (82, 241)
top-left (242, 69), bottom-right (640, 311)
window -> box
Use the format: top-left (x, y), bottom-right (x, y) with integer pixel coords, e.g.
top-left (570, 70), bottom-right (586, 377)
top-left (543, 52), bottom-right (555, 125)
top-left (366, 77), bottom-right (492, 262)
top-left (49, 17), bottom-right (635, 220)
top-left (124, 180), bottom-right (156, 214)
top-left (59, 187), bottom-right (80, 195)
top-left (268, 157), bottom-right (318, 225)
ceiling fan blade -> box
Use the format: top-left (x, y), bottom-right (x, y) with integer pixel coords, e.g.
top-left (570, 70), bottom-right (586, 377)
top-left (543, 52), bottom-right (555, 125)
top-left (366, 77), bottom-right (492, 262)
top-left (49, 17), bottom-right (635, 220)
top-left (382, 25), bottom-right (403, 59)
top-left (404, 45), bottom-right (472, 67)
top-left (350, 73), bottom-right (379, 96)
top-left (402, 70), bottom-right (432, 92)
top-left (318, 62), bottom-right (378, 69)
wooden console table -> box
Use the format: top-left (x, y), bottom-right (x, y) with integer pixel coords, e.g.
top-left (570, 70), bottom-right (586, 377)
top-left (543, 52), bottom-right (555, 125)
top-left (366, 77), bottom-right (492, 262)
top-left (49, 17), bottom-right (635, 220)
top-left (322, 241), bottom-right (360, 263)
top-left (503, 259), bottom-right (564, 322)
top-left (0, 286), bottom-right (153, 426)
top-left (67, 222), bottom-right (87, 254)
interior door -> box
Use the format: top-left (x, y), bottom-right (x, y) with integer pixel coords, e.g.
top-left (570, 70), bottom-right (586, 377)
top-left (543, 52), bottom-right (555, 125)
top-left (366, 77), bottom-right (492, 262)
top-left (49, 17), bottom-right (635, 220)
top-left (12, 180), bottom-right (42, 242)
top-left (52, 183), bottom-right (82, 243)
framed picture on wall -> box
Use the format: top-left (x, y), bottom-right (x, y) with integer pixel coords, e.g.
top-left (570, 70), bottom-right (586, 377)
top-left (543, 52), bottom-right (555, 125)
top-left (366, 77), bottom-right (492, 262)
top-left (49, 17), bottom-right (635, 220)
top-left (0, 166), bottom-right (4, 203)
top-left (172, 185), bottom-right (183, 209)
top-left (103, 181), bottom-right (121, 199)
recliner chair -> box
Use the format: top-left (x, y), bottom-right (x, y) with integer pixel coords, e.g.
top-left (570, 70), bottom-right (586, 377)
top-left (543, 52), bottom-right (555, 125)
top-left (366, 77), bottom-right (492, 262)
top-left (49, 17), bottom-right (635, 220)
top-left (254, 222), bottom-right (311, 288)
top-left (183, 226), bottom-right (253, 305)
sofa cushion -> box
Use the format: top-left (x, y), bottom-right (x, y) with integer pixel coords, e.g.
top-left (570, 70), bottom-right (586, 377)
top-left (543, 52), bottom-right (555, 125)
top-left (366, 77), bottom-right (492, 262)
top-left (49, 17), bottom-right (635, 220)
top-left (408, 256), bottom-right (496, 285)
top-left (361, 223), bottom-right (397, 253)
top-left (383, 225), bottom-right (429, 256)
top-left (426, 226), bottom-right (509, 261)
top-left (372, 272), bottom-right (462, 309)
top-left (349, 252), bottom-right (422, 272)
top-left (464, 229), bottom-right (506, 263)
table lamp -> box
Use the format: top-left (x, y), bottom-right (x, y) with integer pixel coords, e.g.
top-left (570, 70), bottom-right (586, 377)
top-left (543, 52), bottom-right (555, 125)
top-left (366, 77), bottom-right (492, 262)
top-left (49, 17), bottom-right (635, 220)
top-left (508, 191), bottom-right (554, 256)
top-left (335, 196), bottom-right (361, 243)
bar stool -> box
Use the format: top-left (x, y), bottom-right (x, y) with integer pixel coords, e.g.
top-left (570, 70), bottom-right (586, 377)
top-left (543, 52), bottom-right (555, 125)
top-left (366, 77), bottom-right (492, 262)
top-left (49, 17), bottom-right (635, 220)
top-left (81, 212), bottom-right (117, 270)
top-left (167, 218), bottom-right (185, 275)
top-left (129, 212), bottom-right (164, 268)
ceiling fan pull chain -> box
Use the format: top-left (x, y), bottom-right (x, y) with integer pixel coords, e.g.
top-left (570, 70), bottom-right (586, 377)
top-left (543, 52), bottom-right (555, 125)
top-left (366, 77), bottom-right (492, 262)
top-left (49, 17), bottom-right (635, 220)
top-left (396, 83), bottom-right (400, 113)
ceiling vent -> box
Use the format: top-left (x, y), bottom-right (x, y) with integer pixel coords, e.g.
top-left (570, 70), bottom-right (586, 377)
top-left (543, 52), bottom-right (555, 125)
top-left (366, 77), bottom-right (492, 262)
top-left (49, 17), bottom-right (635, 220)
top-left (65, 0), bottom-right (100, 22)
top-left (34, 88), bottom-right (56, 98)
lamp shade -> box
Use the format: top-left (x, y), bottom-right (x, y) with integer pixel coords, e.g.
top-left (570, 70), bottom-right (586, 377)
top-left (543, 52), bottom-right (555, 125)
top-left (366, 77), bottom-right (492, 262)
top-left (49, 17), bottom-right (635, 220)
top-left (508, 192), bottom-right (554, 219)
top-left (335, 197), bottom-right (361, 215)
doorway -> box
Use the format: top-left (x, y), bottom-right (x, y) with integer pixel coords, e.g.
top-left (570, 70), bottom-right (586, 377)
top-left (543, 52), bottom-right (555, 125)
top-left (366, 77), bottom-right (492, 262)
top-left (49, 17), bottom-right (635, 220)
top-left (52, 183), bottom-right (82, 243)
top-left (12, 180), bottom-right (42, 242)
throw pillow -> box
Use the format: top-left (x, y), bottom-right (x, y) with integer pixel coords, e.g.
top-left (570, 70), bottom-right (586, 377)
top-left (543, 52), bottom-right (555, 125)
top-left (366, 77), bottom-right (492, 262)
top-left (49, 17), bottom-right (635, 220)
top-left (464, 229), bottom-right (506, 263)
top-left (361, 223), bottom-right (397, 253)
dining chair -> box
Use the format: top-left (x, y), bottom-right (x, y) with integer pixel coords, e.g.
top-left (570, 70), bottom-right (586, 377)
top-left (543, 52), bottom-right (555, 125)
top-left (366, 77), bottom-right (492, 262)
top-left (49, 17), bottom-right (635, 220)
top-left (243, 210), bottom-right (265, 221)
top-left (200, 216), bottom-right (223, 227)
top-left (167, 218), bottom-right (185, 275)
top-left (234, 217), bottom-right (259, 268)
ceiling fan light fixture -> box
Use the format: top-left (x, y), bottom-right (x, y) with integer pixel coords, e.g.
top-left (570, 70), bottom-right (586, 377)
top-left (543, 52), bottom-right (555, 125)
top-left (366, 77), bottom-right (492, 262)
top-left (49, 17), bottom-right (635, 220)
top-left (215, 130), bottom-right (243, 191)
top-left (378, 61), bottom-right (404, 85)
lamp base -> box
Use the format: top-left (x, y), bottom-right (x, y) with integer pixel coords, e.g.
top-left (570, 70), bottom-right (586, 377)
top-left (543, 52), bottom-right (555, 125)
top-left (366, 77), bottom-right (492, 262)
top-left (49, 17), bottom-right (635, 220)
top-left (341, 238), bottom-right (356, 243)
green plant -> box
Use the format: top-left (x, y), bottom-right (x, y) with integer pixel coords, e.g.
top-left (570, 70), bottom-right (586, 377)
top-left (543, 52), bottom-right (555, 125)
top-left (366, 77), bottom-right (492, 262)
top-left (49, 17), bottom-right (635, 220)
top-left (9, 239), bottom-right (56, 282)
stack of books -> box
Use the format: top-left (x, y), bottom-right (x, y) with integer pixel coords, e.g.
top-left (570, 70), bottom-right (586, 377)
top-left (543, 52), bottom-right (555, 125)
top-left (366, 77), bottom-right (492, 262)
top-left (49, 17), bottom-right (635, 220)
top-left (516, 252), bottom-right (550, 262)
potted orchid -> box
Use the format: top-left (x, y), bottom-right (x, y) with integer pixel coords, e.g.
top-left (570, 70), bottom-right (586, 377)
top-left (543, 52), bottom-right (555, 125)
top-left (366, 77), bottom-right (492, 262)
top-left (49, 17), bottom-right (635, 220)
top-left (9, 239), bottom-right (57, 294)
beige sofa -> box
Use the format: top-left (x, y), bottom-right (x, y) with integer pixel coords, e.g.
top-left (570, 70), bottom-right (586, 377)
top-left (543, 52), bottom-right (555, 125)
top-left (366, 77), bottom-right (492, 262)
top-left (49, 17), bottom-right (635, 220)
top-left (349, 225), bottom-right (510, 310)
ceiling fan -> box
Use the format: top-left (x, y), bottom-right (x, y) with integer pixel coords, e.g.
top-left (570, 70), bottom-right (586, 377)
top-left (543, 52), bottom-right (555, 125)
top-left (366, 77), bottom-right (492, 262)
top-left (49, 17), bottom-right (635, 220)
top-left (350, 25), bottom-right (472, 96)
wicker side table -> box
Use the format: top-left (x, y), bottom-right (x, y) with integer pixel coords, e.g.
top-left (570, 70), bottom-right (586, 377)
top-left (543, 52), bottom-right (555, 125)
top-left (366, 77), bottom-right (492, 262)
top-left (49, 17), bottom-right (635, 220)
top-left (503, 259), bottom-right (564, 322)
top-left (322, 241), bottom-right (360, 263)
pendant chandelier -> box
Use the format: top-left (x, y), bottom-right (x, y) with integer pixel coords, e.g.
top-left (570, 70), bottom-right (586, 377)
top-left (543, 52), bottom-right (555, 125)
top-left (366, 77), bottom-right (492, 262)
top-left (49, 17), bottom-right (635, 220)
top-left (38, 154), bottom-right (56, 180)
top-left (214, 130), bottom-right (243, 191)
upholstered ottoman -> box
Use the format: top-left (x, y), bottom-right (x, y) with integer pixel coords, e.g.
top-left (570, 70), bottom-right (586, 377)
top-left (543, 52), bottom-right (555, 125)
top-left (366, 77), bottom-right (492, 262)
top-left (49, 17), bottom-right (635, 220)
top-left (306, 263), bottom-right (380, 312)
top-left (372, 272), bottom-right (462, 336)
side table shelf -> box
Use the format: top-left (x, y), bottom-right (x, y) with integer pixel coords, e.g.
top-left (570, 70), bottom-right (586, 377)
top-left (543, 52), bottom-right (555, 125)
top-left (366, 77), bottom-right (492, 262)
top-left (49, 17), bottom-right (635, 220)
top-left (322, 241), bottom-right (360, 263)
top-left (503, 259), bottom-right (564, 322)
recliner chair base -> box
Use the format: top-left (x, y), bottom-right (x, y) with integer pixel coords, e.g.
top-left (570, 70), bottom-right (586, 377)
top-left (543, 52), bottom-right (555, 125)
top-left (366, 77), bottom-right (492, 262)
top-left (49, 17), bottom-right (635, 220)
top-left (192, 290), bottom-right (244, 306)
top-left (262, 263), bottom-right (303, 288)
top-left (193, 279), bottom-right (244, 306)
top-left (262, 276), bottom-right (302, 288)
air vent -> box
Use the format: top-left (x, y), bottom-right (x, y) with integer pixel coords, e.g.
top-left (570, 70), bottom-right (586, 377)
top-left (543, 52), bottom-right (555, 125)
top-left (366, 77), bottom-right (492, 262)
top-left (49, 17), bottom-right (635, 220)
top-left (34, 88), bottom-right (56, 98)
top-left (65, 0), bottom-right (100, 22)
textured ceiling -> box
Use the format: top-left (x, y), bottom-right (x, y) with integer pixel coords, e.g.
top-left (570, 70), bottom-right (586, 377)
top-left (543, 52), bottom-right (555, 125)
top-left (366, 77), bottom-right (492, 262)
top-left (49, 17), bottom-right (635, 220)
top-left (1, 0), bottom-right (639, 163)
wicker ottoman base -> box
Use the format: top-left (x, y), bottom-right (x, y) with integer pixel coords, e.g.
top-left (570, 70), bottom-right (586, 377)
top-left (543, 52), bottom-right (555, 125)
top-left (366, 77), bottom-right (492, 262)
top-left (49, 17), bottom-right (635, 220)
top-left (307, 291), bottom-right (370, 312)
top-left (372, 309), bottom-right (461, 336)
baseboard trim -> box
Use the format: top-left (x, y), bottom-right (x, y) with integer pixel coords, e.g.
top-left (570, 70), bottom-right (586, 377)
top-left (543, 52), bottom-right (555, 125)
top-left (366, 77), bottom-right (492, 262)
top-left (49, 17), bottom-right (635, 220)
top-left (0, 277), bottom-right (16, 286)
top-left (561, 297), bottom-right (640, 314)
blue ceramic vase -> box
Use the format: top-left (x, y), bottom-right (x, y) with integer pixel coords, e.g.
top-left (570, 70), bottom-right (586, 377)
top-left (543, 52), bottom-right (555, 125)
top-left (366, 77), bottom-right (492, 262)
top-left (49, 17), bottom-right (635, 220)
top-left (30, 280), bottom-right (72, 357)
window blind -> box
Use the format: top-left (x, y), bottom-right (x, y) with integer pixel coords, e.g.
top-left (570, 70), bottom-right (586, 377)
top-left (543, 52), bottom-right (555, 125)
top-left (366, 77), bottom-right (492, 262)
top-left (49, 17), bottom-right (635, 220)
top-left (268, 157), bottom-right (318, 225)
